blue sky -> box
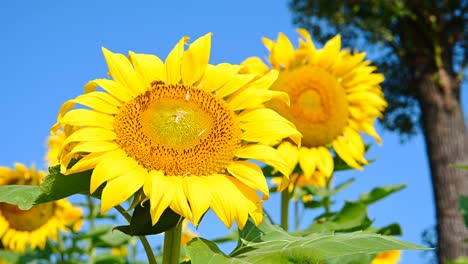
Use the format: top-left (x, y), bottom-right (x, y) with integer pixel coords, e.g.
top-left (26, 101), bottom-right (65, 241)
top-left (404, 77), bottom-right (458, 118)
top-left (2, 1), bottom-right (466, 263)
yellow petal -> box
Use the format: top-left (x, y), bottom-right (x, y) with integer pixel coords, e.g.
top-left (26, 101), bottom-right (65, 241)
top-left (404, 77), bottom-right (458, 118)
top-left (181, 33), bottom-right (212, 85)
top-left (238, 108), bottom-right (301, 146)
top-left (90, 152), bottom-right (138, 193)
top-left (183, 176), bottom-right (211, 225)
top-left (144, 171), bottom-right (175, 225)
top-left (102, 48), bottom-right (146, 95)
top-left (62, 150), bottom-right (118, 175)
top-left (299, 147), bottom-right (318, 179)
top-left (168, 176), bottom-right (193, 220)
top-left (101, 165), bottom-right (146, 213)
top-left (240, 57), bottom-right (270, 75)
top-left (277, 141), bottom-right (300, 173)
top-left (129, 51), bottom-right (166, 85)
top-left (332, 137), bottom-right (362, 170)
top-left (63, 127), bottom-right (117, 146)
top-left (244, 70), bottom-right (278, 90)
top-left (198, 63), bottom-right (242, 92)
top-left (60, 109), bottom-right (114, 130)
top-left (235, 145), bottom-right (290, 177)
top-left (216, 74), bottom-right (256, 98)
top-left (85, 79), bottom-right (133, 103)
top-left (273, 32), bottom-right (295, 69)
top-left (165, 36), bottom-right (189, 84)
top-left (296, 28), bottom-right (316, 52)
top-left (228, 89), bottom-right (289, 111)
top-left (316, 146), bottom-right (334, 177)
top-left (317, 35), bottom-right (341, 70)
top-left (68, 141), bottom-right (119, 155)
top-left (227, 161), bottom-right (269, 199)
top-left (208, 175), bottom-right (250, 229)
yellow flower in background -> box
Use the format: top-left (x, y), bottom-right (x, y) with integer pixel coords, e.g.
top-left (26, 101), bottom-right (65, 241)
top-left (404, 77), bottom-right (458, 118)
top-left (46, 126), bottom-right (77, 167)
top-left (181, 220), bottom-right (197, 246)
top-left (371, 250), bottom-right (401, 264)
top-left (242, 29), bottom-right (386, 181)
top-left (52, 33), bottom-right (301, 229)
top-left (0, 163), bottom-right (82, 252)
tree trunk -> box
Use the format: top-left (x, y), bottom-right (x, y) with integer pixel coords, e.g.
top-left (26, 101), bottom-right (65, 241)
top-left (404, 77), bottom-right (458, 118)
top-left (416, 68), bottom-right (468, 263)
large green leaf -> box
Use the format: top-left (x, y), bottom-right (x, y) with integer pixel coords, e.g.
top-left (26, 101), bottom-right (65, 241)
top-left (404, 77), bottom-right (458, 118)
top-left (232, 218), bottom-right (427, 263)
top-left (0, 165), bottom-right (92, 210)
top-left (358, 184), bottom-right (406, 205)
top-left (114, 201), bottom-right (182, 236)
top-left (459, 195), bottom-right (468, 227)
top-left (186, 218), bottom-right (427, 264)
top-left (325, 253), bottom-right (375, 264)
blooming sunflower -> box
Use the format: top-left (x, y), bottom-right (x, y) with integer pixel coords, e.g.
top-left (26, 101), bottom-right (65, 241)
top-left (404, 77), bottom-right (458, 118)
top-left (51, 33), bottom-right (301, 229)
top-left (0, 163), bottom-right (82, 252)
top-left (242, 29), bottom-right (387, 181)
top-left (371, 250), bottom-right (401, 264)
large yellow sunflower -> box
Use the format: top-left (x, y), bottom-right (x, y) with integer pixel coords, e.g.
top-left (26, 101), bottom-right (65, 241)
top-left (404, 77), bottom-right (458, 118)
top-left (242, 29), bottom-right (387, 181)
top-left (51, 33), bottom-right (301, 229)
top-left (0, 163), bottom-right (82, 252)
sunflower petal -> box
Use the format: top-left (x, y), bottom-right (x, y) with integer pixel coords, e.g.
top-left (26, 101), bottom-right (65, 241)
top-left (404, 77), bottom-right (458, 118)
top-left (216, 74), bottom-right (256, 98)
top-left (273, 32), bottom-right (295, 69)
top-left (63, 127), bottom-right (117, 146)
top-left (101, 165), bottom-right (146, 213)
top-left (129, 51), bottom-right (166, 85)
top-left (317, 35), bottom-right (341, 70)
top-left (228, 89), bottom-right (290, 111)
top-left (102, 48), bottom-right (146, 95)
top-left (299, 147), bottom-right (318, 179)
top-left (85, 79), bottom-right (133, 103)
top-left (168, 176), bottom-right (193, 220)
top-left (60, 109), bottom-right (114, 130)
top-left (198, 63), bottom-right (242, 92)
top-left (235, 145), bottom-right (290, 177)
top-left (227, 161), bottom-right (269, 199)
top-left (90, 152), bottom-right (138, 193)
top-left (332, 137), bottom-right (362, 170)
top-left (316, 146), bottom-right (334, 177)
top-left (165, 36), bottom-right (189, 84)
top-left (241, 57), bottom-right (270, 75)
top-left (144, 171), bottom-right (175, 225)
top-left (183, 176), bottom-right (211, 225)
top-left (181, 33), bottom-right (212, 85)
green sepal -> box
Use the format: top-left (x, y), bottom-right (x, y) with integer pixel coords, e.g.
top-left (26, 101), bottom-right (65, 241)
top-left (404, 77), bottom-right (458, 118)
top-left (114, 201), bottom-right (182, 236)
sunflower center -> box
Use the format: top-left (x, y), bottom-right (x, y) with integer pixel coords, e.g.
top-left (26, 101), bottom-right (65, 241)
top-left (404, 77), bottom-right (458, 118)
top-left (0, 202), bottom-right (54, 231)
top-left (114, 82), bottom-right (242, 176)
top-left (268, 66), bottom-right (349, 147)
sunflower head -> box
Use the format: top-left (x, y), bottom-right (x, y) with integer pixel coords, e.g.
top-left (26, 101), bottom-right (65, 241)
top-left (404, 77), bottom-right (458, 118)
top-left (52, 33), bottom-right (301, 229)
top-left (242, 28), bottom-right (387, 181)
top-left (0, 163), bottom-right (82, 253)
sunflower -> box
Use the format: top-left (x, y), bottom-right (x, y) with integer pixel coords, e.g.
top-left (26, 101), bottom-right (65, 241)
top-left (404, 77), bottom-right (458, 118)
top-left (242, 29), bottom-right (386, 181)
top-left (0, 163), bottom-right (82, 253)
top-left (51, 33), bottom-right (301, 229)
top-left (371, 250), bottom-right (401, 264)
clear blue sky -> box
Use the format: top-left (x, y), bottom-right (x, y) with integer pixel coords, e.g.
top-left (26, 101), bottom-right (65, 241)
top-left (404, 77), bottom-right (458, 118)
top-left (1, 1), bottom-right (466, 263)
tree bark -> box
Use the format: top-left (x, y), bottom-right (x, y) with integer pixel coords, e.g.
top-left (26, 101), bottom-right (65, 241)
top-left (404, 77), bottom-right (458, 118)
top-left (416, 68), bottom-right (468, 263)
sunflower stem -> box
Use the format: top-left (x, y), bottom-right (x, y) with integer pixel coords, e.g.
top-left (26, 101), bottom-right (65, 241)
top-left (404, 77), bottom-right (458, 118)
top-left (163, 221), bottom-right (182, 264)
top-left (114, 205), bottom-right (157, 264)
top-left (281, 189), bottom-right (290, 231)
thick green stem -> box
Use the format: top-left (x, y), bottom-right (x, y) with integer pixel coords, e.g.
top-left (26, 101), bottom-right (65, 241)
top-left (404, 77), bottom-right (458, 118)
top-left (163, 222), bottom-right (182, 264)
top-left (281, 190), bottom-right (290, 231)
top-left (114, 205), bottom-right (157, 264)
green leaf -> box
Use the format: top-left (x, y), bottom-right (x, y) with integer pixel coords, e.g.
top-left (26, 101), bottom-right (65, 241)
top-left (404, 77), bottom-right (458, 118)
top-left (307, 202), bottom-right (370, 232)
top-left (114, 201), bottom-right (182, 236)
top-left (228, 218), bottom-right (428, 263)
top-left (358, 184), bottom-right (406, 205)
top-left (0, 166), bottom-right (92, 210)
top-left (186, 238), bottom-right (248, 264)
top-left (331, 178), bottom-right (355, 195)
top-left (0, 185), bottom-right (41, 210)
top-left (326, 253), bottom-right (375, 264)
top-left (459, 195), bottom-right (468, 227)
top-left (96, 229), bottom-right (131, 248)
